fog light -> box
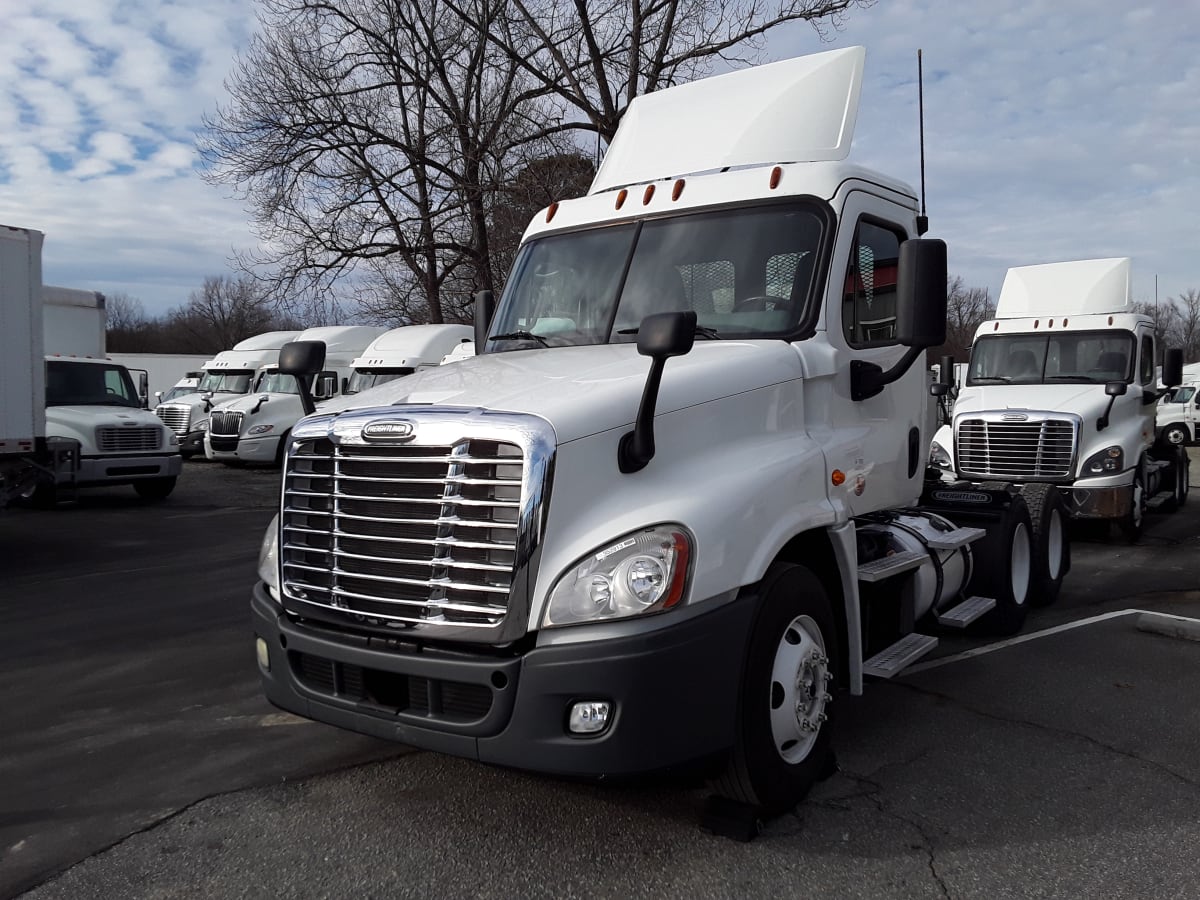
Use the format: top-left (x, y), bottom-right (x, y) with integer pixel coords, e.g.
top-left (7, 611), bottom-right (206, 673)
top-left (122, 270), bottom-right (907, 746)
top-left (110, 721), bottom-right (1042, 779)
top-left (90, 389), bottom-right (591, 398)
top-left (256, 636), bottom-right (270, 671)
top-left (568, 701), bottom-right (612, 735)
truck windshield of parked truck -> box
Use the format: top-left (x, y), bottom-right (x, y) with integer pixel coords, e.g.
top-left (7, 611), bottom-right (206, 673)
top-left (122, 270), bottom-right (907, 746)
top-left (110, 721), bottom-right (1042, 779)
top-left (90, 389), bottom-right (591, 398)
top-left (967, 331), bottom-right (1136, 386)
top-left (1164, 386), bottom-right (1196, 404)
top-left (198, 371), bottom-right (253, 394)
top-left (344, 368), bottom-right (415, 395)
top-left (46, 361), bottom-right (140, 408)
top-left (487, 202), bottom-right (826, 349)
top-left (256, 371), bottom-right (304, 394)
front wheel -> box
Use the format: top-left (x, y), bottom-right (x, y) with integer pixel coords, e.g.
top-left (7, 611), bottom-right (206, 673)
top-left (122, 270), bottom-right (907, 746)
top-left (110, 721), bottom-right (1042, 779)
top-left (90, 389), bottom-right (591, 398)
top-left (1162, 424), bottom-right (1189, 447)
top-left (1116, 459), bottom-right (1146, 542)
top-left (133, 477), bottom-right (176, 501)
top-left (713, 563), bottom-right (838, 816)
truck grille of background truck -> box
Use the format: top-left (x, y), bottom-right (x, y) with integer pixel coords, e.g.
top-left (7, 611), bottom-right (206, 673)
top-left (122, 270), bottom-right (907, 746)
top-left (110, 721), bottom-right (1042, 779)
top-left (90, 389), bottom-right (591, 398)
top-left (279, 437), bottom-right (523, 630)
top-left (155, 405), bottom-right (191, 435)
top-left (955, 417), bottom-right (1077, 479)
top-left (97, 426), bottom-right (163, 453)
top-left (209, 410), bottom-right (244, 437)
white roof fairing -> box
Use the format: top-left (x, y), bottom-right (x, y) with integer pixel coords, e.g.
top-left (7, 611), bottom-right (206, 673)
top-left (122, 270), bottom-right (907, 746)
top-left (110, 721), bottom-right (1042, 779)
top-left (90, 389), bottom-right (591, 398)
top-left (995, 258), bottom-right (1133, 318)
top-left (589, 46), bottom-right (865, 195)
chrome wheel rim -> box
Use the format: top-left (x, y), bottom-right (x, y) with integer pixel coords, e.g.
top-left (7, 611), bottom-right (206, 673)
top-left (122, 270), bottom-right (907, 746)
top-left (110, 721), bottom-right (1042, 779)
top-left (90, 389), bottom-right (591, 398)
top-left (769, 614), bottom-right (831, 764)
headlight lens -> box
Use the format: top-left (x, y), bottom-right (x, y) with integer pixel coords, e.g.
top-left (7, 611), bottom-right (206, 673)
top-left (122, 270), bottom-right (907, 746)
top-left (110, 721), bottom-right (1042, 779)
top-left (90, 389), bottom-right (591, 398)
top-left (257, 514), bottom-right (280, 600)
top-left (248, 424), bottom-right (275, 435)
top-left (195, 419), bottom-right (209, 432)
top-left (1082, 445), bottom-right (1123, 475)
top-left (167, 431), bottom-right (179, 447)
top-left (543, 525), bottom-right (692, 627)
top-left (929, 440), bottom-right (952, 469)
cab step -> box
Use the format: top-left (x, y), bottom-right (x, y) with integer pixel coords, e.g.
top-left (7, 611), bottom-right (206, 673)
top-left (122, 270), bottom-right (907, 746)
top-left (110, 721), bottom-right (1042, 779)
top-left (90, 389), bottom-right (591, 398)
top-left (925, 526), bottom-right (986, 550)
top-left (935, 595), bottom-right (996, 628)
top-left (857, 549), bottom-right (926, 583)
top-left (863, 633), bottom-right (939, 678)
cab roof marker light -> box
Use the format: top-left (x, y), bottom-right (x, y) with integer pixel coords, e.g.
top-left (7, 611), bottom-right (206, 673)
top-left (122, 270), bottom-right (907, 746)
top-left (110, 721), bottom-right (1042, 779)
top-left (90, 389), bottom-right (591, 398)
top-left (672, 179), bottom-right (685, 201)
top-left (770, 166), bottom-right (782, 189)
top-left (546, 202), bottom-right (559, 223)
top-left (615, 189), bottom-right (628, 209)
top-left (643, 184), bottom-right (655, 205)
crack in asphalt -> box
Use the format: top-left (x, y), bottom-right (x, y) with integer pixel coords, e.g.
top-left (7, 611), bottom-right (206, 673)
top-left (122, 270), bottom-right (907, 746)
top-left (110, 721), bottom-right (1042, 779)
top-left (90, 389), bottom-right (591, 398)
top-left (17, 749), bottom-right (422, 897)
top-left (893, 680), bottom-right (1200, 791)
top-left (812, 755), bottom-right (952, 900)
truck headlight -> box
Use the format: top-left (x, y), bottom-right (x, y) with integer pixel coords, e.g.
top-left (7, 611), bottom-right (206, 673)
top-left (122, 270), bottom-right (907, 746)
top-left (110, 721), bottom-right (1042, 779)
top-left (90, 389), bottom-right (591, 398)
top-left (929, 440), bottom-right (951, 469)
top-left (167, 431), bottom-right (179, 447)
top-left (1082, 446), bottom-right (1123, 475)
top-left (195, 419), bottom-right (209, 432)
top-left (258, 514), bottom-right (281, 601)
top-left (248, 424), bottom-right (275, 435)
top-left (543, 525), bottom-right (692, 627)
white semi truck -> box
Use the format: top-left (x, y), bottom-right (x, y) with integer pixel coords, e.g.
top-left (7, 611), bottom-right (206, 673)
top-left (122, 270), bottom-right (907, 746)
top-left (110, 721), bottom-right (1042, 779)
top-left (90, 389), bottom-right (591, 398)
top-left (931, 258), bottom-right (1187, 542)
top-left (250, 48), bottom-right (1068, 823)
top-left (205, 325), bottom-right (387, 466)
top-left (1156, 373), bottom-right (1200, 447)
top-left (154, 331), bottom-right (301, 457)
top-left (343, 324), bottom-right (474, 396)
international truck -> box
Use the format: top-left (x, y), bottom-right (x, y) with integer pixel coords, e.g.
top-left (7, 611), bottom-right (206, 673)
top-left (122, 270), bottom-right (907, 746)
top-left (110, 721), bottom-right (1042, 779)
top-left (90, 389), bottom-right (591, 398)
top-left (250, 47), bottom-right (1067, 823)
top-left (205, 325), bottom-right (387, 466)
top-left (343, 324), bottom-right (474, 396)
top-left (931, 258), bottom-right (1187, 543)
top-left (154, 331), bottom-right (301, 457)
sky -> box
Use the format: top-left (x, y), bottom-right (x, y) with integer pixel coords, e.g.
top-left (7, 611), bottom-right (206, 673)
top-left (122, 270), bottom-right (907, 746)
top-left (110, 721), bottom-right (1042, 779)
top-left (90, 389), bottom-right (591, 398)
top-left (0, 0), bottom-right (1197, 319)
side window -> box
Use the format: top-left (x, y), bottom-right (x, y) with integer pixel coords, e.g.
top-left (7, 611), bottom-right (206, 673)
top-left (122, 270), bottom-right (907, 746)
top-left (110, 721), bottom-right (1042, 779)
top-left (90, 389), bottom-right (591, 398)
top-left (1140, 335), bottom-right (1154, 385)
top-left (842, 220), bottom-right (904, 347)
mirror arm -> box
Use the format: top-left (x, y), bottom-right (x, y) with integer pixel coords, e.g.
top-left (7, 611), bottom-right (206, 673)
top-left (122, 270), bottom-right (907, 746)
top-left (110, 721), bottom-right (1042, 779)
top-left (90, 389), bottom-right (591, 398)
top-left (1097, 395), bottom-right (1118, 432)
top-left (618, 358), bottom-right (667, 474)
top-left (851, 347), bottom-right (923, 401)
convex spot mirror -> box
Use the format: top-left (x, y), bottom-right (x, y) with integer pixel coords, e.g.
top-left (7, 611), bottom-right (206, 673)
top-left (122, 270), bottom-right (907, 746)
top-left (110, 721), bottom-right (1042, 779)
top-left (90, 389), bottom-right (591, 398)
top-left (1105, 381), bottom-right (1128, 397)
top-left (278, 341), bottom-right (327, 377)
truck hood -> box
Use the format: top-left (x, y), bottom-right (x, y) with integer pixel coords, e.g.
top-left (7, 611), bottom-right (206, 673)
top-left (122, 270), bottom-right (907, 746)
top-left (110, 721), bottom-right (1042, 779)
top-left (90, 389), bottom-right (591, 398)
top-left (954, 383), bottom-right (1116, 422)
top-left (316, 341), bottom-right (804, 443)
top-left (46, 405), bottom-right (170, 446)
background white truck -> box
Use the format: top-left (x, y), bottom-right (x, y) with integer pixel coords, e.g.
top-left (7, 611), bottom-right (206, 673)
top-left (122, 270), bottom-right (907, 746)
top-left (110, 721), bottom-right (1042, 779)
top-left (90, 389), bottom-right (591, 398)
top-left (205, 325), bottom-right (387, 466)
top-left (931, 258), bottom-right (1187, 541)
top-left (154, 331), bottom-right (301, 457)
top-left (343, 324), bottom-right (474, 395)
top-left (1156, 368), bottom-right (1200, 446)
top-left (37, 285), bottom-right (182, 502)
top-left (106, 353), bottom-right (211, 402)
top-left (250, 47), bottom-right (1069, 828)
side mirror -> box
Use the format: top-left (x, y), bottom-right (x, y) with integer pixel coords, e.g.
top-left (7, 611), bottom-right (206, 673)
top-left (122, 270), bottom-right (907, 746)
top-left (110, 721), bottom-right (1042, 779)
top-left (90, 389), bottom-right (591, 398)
top-left (474, 290), bottom-right (496, 352)
top-left (1105, 381), bottom-right (1128, 397)
top-left (618, 311), bottom-right (697, 473)
top-left (154, 390), bottom-right (163, 402)
top-left (278, 341), bottom-right (327, 416)
top-left (938, 354), bottom-right (955, 387)
top-left (930, 382), bottom-right (950, 398)
top-left (1163, 348), bottom-right (1183, 388)
top-left (341, 376), bottom-right (349, 395)
top-left (636, 310), bottom-right (697, 359)
top-left (896, 239), bottom-right (948, 349)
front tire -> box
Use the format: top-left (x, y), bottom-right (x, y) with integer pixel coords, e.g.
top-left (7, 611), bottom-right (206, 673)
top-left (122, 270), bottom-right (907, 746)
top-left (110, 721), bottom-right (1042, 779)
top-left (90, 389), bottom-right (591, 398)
top-left (133, 477), bottom-right (176, 501)
top-left (1162, 423), bottom-right (1189, 447)
top-left (714, 562), bottom-right (838, 816)
top-left (1020, 483), bottom-right (1069, 607)
top-left (968, 494), bottom-right (1033, 635)
top-left (1116, 458), bottom-right (1146, 542)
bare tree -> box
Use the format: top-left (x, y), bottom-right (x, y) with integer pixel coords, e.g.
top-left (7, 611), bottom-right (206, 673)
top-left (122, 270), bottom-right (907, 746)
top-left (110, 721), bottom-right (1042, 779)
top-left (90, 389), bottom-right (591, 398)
top-left (200, 0), bottom-right (563, 326)
top-left (927, 275), bottom-right (991, 364)
top-left (167, 275), bottom-right (280, 352)
top-left (462, 0), bottom-right (872, 141)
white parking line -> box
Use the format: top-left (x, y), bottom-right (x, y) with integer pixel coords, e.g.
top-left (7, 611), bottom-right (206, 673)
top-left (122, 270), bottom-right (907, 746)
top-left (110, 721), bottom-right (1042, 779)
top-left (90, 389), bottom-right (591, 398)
top-left (904, 608), bottom-right (1200, 674)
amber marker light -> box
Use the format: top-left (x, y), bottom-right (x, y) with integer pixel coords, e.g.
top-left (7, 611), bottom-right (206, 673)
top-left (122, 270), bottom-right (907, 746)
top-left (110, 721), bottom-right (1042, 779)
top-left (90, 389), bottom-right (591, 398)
top-left (643, 184), bottom-right (655, 205)
top-left (672, 179), bottom-right (685, 201)
top-left (662, 532), bottom-right (691, 610)
top-left (545, 202), bottom-right (559, 223)
top-left (615, 189), bottom-right (627, 209)
top-left (831, 470), bottom-right (846, 486)
top-left (770, 166), bottom-right (782, 189)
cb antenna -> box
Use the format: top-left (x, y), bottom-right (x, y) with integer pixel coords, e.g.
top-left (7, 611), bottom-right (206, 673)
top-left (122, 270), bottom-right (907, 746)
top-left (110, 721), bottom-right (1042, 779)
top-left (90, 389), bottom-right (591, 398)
top-left (916, 49), bottom-right (929, 235)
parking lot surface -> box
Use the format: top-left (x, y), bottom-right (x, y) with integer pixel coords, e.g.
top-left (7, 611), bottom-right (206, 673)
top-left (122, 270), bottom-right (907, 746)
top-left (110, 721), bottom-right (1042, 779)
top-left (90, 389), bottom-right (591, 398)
top-left (3, 454), bottom-right (1200, 898)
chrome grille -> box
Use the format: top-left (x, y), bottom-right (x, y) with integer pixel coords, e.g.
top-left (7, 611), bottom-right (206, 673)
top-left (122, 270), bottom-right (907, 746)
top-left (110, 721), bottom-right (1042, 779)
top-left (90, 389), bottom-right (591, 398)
top-left (281, 437), bottom-right (525, 631)
top-left (210, 410), bottom-right (244, 437)
top-left (156, 404), bottom-right (191, 435)
top-left (97, 426), bottom-right (163, 453)
top-left (955, 416), bottom-right (1078, 480)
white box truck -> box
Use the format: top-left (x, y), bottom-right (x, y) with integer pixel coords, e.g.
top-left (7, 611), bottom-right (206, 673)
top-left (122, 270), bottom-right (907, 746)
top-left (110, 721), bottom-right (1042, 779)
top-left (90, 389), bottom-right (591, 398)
top-left (154, 331), bottom-right (301, 458)
top-left (106, 352), bottom-right (211, 402)
top-left (931, 258), bottom-right (1187, 541)
top-left (204, 325), bottom-right (387, 466)
top-left (40, 287), bottom-right (182, 502)
top-left (250, 48), bottom-right (1070, 824)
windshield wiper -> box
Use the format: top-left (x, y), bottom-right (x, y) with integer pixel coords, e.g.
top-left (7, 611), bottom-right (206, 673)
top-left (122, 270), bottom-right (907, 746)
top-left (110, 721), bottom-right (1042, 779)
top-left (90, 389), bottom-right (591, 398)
top-left (969, 376), bottom-right (1013, 384)
top-left (1044, 375), bottom-right (1090, 382)
top-left (488, 331), bottom-right (550, 347)
top-left (617, 325), bottom-right (721, 340)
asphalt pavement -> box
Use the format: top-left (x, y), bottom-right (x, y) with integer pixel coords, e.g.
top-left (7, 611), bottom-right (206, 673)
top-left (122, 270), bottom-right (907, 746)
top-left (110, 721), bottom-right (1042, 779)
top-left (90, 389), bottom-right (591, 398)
top-left (3, 454), bottom-right (1200, 898)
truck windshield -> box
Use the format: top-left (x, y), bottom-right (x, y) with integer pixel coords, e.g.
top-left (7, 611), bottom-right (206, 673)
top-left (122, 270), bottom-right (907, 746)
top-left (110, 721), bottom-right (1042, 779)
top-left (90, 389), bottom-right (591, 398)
top-left (487, 202), bottom-right (827, 349)
top-left (344, 368), bottom-right (414, 395)
top-left (1165, 386), bottom-right (1196, 404)
top-left (46, 361), bottom-right (140, 408)
top-left (198, 371), bottom-right (253, 393)
top-left (257, 372), bottom-right (304, 394)
top-left (967, 331), bottom-right (1136, 386)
